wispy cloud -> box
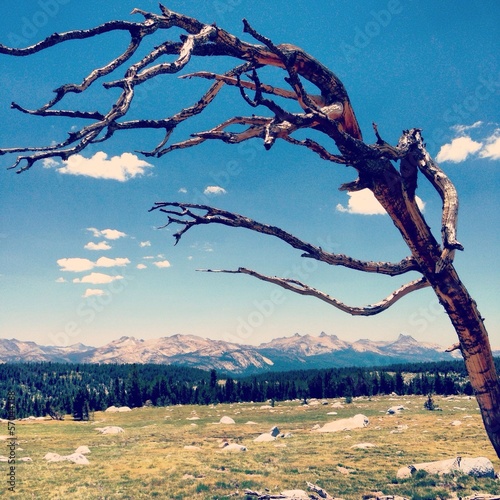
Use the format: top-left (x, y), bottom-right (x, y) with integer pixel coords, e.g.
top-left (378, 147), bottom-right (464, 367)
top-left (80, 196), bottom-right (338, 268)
top-left (84, 241), bottom-right (112, 251)
top-left (479, 130), bottom-right (500, 160)
top-left (204, 185), bottom-right (227, 195)
top-left (82, 288), bottom-right (106, 298)
top-left (178, 187), bottom-right (188, 194)
top-left (55, 277), bottom-right (67, 283)
top-left (53, 152), bottom-right (152, 181)
top-left (87, 228), bottom-right (127, 240)
top-left (336, 189), bottom-right (424, 215)
top-left (73, 273), bottom-right (123, 284)
top-left (139, 241), bottom-right (151, 248)
top-left (136, 263), bottom-right (147, 270)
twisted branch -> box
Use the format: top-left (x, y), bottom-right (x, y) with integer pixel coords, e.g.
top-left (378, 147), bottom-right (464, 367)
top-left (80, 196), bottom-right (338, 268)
top-left (150, 202), bottom-right (420, 276)
top-left (201, 268), bottom-right (429, 316)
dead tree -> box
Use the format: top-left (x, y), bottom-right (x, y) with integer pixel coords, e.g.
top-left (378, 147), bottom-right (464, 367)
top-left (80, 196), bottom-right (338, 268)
top-left (1, 5), bottom-right (499, 457)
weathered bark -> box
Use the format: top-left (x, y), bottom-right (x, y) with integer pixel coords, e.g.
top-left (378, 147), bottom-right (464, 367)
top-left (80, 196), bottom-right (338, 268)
top-left (1, 5), bottom-right (498, 457)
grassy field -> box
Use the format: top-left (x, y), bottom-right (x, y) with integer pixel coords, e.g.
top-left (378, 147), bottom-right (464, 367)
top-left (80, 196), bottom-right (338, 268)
top-left (1, 395), bottom-right (499, 499)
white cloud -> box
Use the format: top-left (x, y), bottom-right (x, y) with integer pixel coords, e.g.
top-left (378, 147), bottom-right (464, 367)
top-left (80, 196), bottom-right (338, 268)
top-left (95, 257), bottom-right (130, 268)
top-left (57, 258), bottom-right (95, 272)
top-left (178, 187), bottom-right (188, 194)
top-left (143, 256), bottom-right (155, 260)
top-left (139, 241), bottom-right (151, 248)
top-left (153, 260), bottom-right (171, 268)
top-left (55, 277), bottom-right (67, 283)
top-left (479, 130), bottom-right (500, 160)
top-left (84, 241), bottom-right (112, 251)
top-left (73, 273), bottom-right (123, 284)
top-left (436, 136), bottom-right (483, 163)
top-left (87, 228), bottom-right (127, 240)
top-left (136, 263), bottom-right (147, 270)
top-left (56, 151), bottom-right (153, 181)
top-left (336, 189), bottom-right (425, 215)
top-left (83, 288), bottom-right (106, 298)
top-left (58, 256), bottom-right (130, 272)
top-left (204, 185), bottom-right (227, 195)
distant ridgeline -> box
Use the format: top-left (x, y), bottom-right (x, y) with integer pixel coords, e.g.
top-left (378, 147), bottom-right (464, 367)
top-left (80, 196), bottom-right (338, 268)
top-left (0, 359), bottom-right (498, 419)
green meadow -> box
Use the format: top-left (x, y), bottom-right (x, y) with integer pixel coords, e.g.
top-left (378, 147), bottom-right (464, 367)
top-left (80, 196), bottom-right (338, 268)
top-left (1, 395), bottom-right (499, 499)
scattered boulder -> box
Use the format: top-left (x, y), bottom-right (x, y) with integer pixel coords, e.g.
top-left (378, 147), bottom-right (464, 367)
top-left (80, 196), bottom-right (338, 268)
top-left (44, 452), bottom-right (89, 465)
top-left (219, 416), bottom-right (235, 424)
top-left (337, 466), bottom-right (353, 475)
top-left (20, 457), bottom-right (32, 462)
top-left (280, 490), bottom-right (309, 499)
top-left (221, 443), bottom-right (246, 452)
top-left (313, 414), bottom-right (369, 433)
top-left (451, 420), bottom-right (462, 426)
top-left (270, 426), bottom-right (280, 437)
top-left (396, 457), bottom-right (495, 479)
top-left (96, 426), bottom-right (124, 434)
top-left (351, 442), bottom-right (376, 449)
top-left (75, 446), bottom-right (90, 455)
top-left (105, 405), bottom-right (131, 412)
top-left (186, 416), bottom-right (200, 421)
top-left (331, 402), bottom-right (344, 409)
top-left (245, 421), bottom-right (258, 425)
top-left (0, 456), bottom-right (8, 462)
top-left (254, 433), bottom-right (276, 442)
top-left (387, 405), bottom-right (407, 415)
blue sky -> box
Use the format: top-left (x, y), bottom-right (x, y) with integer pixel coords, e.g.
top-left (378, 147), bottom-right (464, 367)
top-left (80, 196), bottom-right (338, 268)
top-left (0, 0), bottom-right (498, 349)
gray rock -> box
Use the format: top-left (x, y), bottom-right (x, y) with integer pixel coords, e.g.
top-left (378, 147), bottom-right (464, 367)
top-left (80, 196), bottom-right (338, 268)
top-left (314, 414), bottom-right (369, 433)
top-left (221, 443), bottom-right (246, 452)
top-left (219, 416), bottom-right (235, 424)
top-left (254, 433), bottom-right (276, 442)
top-left (396, 457), bottom-right (495, 479)
top-left (270, 425), bottom-right (280, 437)
top-left (75, 446), bottom-right (90, 455)
top-left (96, 426), bottom-right (124, 434)
top-left (387, 405), bottom-right (407, 415)
top-left (280, 490), bottom-right (310, 499)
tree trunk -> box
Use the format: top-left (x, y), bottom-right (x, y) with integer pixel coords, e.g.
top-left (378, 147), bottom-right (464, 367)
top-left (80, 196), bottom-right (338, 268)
top-left (371, 166), bottom-right (500, 457)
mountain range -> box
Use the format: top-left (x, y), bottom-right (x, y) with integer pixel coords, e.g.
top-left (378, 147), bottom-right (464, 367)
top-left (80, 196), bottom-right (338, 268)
top-left (0, 332), bottom-right (488, 374)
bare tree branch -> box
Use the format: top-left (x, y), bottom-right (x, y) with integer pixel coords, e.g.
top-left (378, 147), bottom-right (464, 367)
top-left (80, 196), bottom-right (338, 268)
top-left (201, 267), bottom-right (429, 316)
top-left (151, 202), bottom-right (420, 276)
top-left (0, 5), bottom-right (362, 172)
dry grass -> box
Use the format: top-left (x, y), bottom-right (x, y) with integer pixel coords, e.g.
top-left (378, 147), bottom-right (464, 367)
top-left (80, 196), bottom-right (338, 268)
top-left (1, 395), bottom-right (499, 499)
